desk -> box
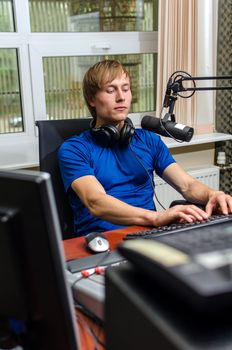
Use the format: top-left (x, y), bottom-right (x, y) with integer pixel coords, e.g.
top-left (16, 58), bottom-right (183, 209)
top-left (62, 226), bottom-right (146, 350)
top-left (64, 225), bottom-right (232, 350)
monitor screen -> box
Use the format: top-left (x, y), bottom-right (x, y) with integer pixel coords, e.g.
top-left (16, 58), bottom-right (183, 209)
top-left (0, 169), bottom-right (79, 350)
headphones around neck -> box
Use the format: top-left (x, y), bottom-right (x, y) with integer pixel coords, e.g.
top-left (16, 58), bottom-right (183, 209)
top-left (90, 117), bottom-right (135, 147)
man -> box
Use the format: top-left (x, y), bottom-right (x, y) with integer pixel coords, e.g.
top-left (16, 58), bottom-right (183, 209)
top-left (58, 59), bottom-right (232, 236)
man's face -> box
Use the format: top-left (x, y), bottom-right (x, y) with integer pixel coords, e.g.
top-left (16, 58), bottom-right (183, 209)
top-left (89, 73), bottom-right (132, 126)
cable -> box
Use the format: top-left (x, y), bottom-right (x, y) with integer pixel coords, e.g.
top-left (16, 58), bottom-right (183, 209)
top-left (93, 249), bottom-right (111, 267)
top-left (171, 70), bottom-right (196, 99)
top-left (70, 251), bottom-right (112, 324)
top-left (74, 302), bottom-right (103, 327)
top-left (159, 107), bottom-right (184, 144)
top-left (71, 273), bottom-right (103, 324)
top-left (71, 274), bottom-right (86, 290)
top-left (75, 307), bottom-right (105, 350)
top-left (129, 144), bottom-right (166, 210)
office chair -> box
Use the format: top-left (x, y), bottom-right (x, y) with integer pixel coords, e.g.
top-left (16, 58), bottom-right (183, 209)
top-left (36, 118), bottom-right (91, 239)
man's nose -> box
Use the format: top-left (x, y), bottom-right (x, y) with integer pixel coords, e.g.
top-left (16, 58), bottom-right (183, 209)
top-left (116, 89), bottom-right (125, 101)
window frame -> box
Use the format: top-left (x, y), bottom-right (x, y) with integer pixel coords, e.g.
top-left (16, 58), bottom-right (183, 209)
top-left (29, 31), bottom-right (158, 125)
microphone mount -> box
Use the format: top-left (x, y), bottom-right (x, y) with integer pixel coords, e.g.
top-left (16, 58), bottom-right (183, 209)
top-left (163, 71), bottom-right (232, 120)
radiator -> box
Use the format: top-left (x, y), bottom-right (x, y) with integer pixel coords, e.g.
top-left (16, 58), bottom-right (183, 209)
top-left (154, 166), bottom-right (220, 211)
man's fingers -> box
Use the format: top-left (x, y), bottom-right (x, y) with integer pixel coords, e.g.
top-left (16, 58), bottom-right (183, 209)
top-left (182, 205), bottom-right (208, 220)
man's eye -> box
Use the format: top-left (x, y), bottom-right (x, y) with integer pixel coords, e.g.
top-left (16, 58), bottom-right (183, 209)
top-left (122, 85), bottom-right (130, 92)
top-left (106, 88), bottom-right (114, 93)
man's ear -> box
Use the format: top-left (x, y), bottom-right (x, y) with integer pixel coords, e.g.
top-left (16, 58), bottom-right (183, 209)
top-left (88, 96), bottom-right (95, 107)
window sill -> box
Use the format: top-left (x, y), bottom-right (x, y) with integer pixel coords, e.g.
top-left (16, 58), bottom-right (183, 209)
top-left (0, 132), bottom-right (231, 170)
top-left (162, 132), bottom-right (232, 149)
top-left (0, 138), bottom-right (39, 170)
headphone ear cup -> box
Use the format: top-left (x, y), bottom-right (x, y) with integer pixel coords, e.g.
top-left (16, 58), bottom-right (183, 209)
top-left (92, 125), bottom-right (120, 147)
top-left (120, 118), bottom-right (135, 145)
top-left (91, 117), bottom-right (135, 147)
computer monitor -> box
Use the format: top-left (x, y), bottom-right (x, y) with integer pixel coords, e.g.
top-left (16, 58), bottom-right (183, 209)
top-left (0, 169), bottom-right (79, 349)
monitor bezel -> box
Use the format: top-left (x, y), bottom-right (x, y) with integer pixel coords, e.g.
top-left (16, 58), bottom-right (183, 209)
top-left (0, 169), bottom-right (79, 350)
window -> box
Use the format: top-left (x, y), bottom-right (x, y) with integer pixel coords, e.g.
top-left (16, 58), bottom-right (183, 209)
top-left (0, 0), bottom-right (14, 32)
top-left (43, 53), bottom-right (157, 120)
top-left (0, 48), bottom-right (23, 134)
top-left (29, 0), bottom-right (158, 32)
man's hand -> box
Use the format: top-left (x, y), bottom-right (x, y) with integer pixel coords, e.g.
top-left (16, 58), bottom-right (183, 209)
top-left (205, 191), bottom-right (232, 216)
top-left (156, 204), bottom-right (209, 227)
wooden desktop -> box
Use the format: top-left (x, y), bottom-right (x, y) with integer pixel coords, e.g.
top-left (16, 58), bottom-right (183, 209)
top-left (63, 226), bottom-right (147, 350)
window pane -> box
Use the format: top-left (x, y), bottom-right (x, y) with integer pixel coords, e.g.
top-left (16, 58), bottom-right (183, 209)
top-left (0, 0), bottom-right (15, 32)
top-left (0, 49), bottom-right (23, 134)
top-left (43, 54), bottom-right (157, 120)
top-left (29, 0), bottom-right (158, 32)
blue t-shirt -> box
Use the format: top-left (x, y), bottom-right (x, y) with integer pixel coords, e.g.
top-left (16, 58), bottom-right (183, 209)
top-left (58, 128), bottom-right (175, 236)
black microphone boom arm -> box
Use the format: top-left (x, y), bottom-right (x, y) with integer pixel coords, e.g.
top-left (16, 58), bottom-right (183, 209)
top-left (163, 73), bottom-right (232, 114)
top-left (172, 75), bottom-right (232, 93)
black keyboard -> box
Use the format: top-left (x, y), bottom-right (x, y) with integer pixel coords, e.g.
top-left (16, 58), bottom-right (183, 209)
top-left (124, 214), bottom-right (232, 242)
top-left (156, 220), bottom-right (232, 255)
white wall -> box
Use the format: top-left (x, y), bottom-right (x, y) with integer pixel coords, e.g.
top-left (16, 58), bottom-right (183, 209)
top-left (196, 0), bottom-right (218, 128)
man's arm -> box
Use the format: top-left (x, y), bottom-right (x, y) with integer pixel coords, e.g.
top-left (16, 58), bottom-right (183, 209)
top-left (71, 174), bottom-right (209, 227)
top-left (162, 163), bottom-right (232, 216)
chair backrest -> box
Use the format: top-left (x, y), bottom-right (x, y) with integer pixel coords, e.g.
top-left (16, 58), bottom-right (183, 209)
top-left (36, 118), bottom-right (91, 239)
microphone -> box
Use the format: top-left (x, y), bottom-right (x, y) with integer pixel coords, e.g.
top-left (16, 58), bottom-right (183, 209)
top-left (141, 115), bottom-right (194, 142)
